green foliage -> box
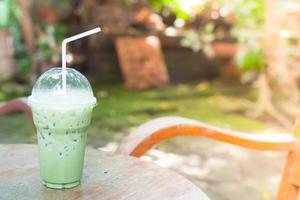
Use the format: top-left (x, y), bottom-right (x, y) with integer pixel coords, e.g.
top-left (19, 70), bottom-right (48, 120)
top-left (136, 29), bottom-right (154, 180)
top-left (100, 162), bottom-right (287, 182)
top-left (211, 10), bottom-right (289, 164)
top-left (8, 1), bottom-right (32, 74)
top-left (0, 81), bottom-right (29, 101)
top-left (93, 83), bottom-right (265, 144)
top-left (0, 0), bottom-right (33, 74)
top-left (0, 0), bottom-right (11, 28)
top-left (1, 1), bottom-right (68, 75)
top-left (54, 25), bottom-right (68, 44)
top-left (227, 0), bottom-right (266, 71)
top-left (230, 0), bottom-right (265, 29)
top-left (35, 24), bottom-right (67, 64)
top-left (180, 0), bottom-right (267, 72)
top-left (181, 23), bottom-right (215, 55)
top-left (18, 57), bottom-right (32, 74)
top-left (123, 0), bottom-right (135, 5)
top-left (236, 48), bottom-right (265, 71)
top-left (221, 0), bottom-right (266, 72)
top-left (0, 83), bottom-right (266, 145)
top-left (148, 0), bottom-right (189, 19)
top-left (123, 0), bottom-right (189, 20)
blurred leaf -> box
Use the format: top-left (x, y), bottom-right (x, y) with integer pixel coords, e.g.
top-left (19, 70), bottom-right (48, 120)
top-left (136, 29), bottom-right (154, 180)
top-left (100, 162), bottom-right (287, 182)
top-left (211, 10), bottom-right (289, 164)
top-left (0, 91), bottom-right (5, 101)
top-left (0, 0), bottom-right (11, 28)
top-left (148, 0), bottom-right (189, 20)
top-left (123, 0), bottom-right (138, 5)
top-left (204, 22), bottom-right (215, 32)
top-left (35, 37), bottom-right (48, 48)
top-left (181, 22), bottom-right (215, 54)
top-left (236, 49), bottom-right (265, 71)
top-left (159, 101), bottom-right (171, 109)
top-left (17, 57), bottom-right (31, 74)
top-left (196, 82), bottom-right (209, 92)
top-left (54, 25), bottom-right (68, 44)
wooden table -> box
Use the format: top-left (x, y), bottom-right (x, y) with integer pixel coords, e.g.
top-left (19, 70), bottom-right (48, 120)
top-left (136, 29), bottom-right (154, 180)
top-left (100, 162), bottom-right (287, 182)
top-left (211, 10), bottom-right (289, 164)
top-left (0, 144), bottom-right (209, 200)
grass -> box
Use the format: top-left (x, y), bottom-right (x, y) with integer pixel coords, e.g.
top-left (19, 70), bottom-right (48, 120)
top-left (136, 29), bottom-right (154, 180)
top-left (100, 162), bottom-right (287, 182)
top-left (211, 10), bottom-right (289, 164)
top-left (0, 81), bottom-right (267, 147)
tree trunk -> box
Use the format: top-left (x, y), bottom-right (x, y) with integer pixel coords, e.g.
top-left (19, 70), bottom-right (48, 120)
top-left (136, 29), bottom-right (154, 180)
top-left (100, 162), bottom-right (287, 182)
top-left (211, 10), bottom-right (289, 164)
top-left (254, 0), bottom-right (299, 128)
top-left (0, 30), bottom-right (16, 80)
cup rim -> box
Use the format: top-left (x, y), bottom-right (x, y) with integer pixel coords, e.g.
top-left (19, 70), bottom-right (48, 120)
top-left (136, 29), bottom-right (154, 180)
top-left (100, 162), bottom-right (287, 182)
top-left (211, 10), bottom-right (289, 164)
top-left (28, 96), bottom-right (97, 107)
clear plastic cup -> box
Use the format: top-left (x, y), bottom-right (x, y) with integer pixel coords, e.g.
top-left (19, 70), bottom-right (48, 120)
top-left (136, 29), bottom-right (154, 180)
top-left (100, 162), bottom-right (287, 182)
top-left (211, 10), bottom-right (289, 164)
top-left (28, 67), bottom-right (96, 189)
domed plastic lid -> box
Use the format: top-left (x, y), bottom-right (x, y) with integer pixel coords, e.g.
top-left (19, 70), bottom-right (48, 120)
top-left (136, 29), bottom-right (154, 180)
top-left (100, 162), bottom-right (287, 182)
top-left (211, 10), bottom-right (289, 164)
top-left (28, 67), bottom-right (96, 107)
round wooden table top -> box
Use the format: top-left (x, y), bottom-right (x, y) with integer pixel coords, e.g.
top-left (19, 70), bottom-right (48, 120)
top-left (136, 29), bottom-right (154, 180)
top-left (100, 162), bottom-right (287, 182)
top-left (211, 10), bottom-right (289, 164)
top-left (0, 144), bottom-right (209, 200)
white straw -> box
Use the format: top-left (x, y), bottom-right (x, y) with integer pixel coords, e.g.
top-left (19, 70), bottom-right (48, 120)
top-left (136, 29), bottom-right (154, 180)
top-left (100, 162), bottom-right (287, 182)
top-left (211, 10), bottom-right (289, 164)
top-left (61, 27), bottom-right (101, 91)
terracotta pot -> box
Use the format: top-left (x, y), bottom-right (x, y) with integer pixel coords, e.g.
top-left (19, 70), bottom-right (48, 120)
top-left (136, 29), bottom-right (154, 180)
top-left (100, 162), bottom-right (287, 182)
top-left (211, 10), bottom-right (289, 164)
top-left (212, 42), bottom-right (238, 58)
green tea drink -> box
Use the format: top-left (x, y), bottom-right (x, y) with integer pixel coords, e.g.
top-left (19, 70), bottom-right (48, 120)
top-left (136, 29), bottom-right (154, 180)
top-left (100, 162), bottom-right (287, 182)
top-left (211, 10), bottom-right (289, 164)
top-left (32, 103), bottom-right (92, 189)
top-left (29, 68), bottom-right (96, 189)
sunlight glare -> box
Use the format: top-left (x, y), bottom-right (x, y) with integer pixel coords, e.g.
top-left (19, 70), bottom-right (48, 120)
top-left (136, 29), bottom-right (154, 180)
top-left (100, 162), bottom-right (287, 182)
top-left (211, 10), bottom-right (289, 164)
top-left (178, 0), bottom-right (205, 14)
top-left (146, 36), bottom-right (158, 46)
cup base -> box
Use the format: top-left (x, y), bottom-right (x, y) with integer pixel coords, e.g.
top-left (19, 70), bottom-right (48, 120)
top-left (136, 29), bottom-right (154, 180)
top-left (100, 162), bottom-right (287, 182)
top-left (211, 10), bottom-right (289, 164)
top-left (42, 180), bottom-right (80, 189)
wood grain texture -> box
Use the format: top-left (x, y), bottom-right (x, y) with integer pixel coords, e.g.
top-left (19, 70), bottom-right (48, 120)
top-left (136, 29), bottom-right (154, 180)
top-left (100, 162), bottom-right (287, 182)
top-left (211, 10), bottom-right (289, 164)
top-left (115, 36), bottom-right (169, 90)
top-left (277, 151), bottom-right (299, 200)
top-left (116, 116), bottom-right (300, 200)
top-left (0, 144), bottom-right (209, 200)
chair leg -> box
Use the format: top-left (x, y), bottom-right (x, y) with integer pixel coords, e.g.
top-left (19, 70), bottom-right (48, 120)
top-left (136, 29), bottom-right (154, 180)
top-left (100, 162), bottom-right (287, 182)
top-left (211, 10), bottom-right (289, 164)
top-left (277, 151), bottom-right (299, 200)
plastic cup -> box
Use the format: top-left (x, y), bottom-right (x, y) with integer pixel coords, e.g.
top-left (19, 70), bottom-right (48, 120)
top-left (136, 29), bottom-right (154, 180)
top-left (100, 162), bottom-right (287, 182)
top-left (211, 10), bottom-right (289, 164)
top-left (28, 67), bottom-right (96, 189)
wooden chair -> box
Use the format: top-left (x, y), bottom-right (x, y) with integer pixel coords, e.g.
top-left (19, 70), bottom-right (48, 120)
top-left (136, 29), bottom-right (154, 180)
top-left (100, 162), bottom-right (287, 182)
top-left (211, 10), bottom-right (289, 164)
top-left (0, 98), bottom-right (32, 119)
top-left (116, 116), bottom-right (300, 200)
